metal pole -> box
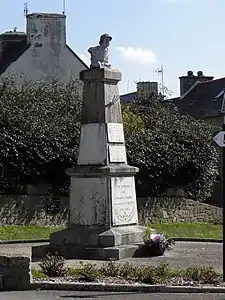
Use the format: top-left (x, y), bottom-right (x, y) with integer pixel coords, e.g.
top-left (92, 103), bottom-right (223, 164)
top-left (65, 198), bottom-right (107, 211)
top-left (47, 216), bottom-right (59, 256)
top-left (161, 65), bottom-right (164, 97)
top-left (223, 114), bottom-right (225, 281)
top-left (62, 0), bottom-right (66, 14)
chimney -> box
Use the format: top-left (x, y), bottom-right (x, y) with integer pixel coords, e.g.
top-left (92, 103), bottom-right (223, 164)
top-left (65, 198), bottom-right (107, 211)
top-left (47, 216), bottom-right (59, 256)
top-left (179, 70), bottom-right (214, 96)
top-left (26, 13), bottom-right (66, 49)
top-left (137, 81), bottom-right (158, 99)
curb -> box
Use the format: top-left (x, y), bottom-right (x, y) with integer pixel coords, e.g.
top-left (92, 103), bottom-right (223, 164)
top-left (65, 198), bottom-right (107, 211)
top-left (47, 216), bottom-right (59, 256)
top-left (0, 238), bottom-right (222, 245)
top-left (172, 238), bottom-right (222, 243)
top-left (0, 239), bottom-right (49, 245)
top-left (31, 282), bottom-right (225, 293)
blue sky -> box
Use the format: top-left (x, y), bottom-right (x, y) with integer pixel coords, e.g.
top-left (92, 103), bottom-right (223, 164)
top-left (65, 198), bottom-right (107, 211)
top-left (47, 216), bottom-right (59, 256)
top-left (1, 0), bottom-right (225, 96)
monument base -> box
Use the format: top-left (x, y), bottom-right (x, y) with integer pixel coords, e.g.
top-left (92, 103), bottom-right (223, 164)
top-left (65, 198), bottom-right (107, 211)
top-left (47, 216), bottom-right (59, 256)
top-left (32, 224), bottom-right (156, 261)
top-left (32, 243), bottom-right (142, 261)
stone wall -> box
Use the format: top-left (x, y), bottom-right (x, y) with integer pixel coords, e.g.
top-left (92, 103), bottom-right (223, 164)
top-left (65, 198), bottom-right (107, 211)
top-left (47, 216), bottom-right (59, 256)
top-left (0, 195), bottom-right (222, 226)
top-left (0, 255), bottom-right (31, 290)
top-left (138, 197), bottom-right (222, 225)
top-left (0, 195), bottom-right (68, 226)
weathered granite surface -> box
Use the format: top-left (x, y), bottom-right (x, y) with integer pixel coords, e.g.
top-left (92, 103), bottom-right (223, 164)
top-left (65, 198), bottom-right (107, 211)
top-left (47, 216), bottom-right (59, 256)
top-left (138, 197), bottom-right (222, 225)
top-left (0, 255), bottom-right (31, 291)
top-left (0, 195), bottom-right (221, 226)
top-left (32, 64), bottom-right (146, 260)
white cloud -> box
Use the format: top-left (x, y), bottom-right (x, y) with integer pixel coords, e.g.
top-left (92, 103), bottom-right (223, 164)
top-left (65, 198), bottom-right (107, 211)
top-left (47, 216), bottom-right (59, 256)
top-left (77, 53), bottom-right (89, 66)
top-left (116, 47), bottom-right (157, 65)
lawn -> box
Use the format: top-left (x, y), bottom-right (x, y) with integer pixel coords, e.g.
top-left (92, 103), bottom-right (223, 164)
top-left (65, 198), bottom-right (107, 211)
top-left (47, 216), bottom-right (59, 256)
top-left (152, 222), bottom-right (222, 239)
top-left (0, 225), bottom-right (64, 241)
top-left (0, 222), bottom-right (222, 241)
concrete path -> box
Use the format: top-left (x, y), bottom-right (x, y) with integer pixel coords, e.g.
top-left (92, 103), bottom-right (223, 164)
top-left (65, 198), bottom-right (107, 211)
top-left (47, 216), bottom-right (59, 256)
top-left (0, 242), bottom-right (222, 272)
top-left (0, 291), bottom-right (224, 299)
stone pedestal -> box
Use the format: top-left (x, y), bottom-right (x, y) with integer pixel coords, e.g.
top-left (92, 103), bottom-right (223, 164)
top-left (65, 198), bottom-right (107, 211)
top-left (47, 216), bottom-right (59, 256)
top-left (32, 68), bottom-right (150, 260)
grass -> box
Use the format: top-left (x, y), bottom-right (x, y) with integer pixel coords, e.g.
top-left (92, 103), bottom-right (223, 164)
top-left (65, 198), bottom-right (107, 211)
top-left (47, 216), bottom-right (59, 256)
top-left (0, 222), bottom-right (222, 241)
top-left (0, 225), bottom-right (64, 240)
top-left (152, 222), bottom-right (222, 239)
top-left (32, 268), bottom-right (48, 279)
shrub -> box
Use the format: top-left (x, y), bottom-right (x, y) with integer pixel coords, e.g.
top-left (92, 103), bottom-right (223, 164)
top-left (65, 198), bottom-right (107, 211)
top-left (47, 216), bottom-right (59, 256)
top-left (77, 262), bottom-right (101, 282)
top-left (0, 77), bottom-right (82, 194)
top-left (185, 265), bottom-right (221, 284)
top-left (136, 263), bottom-right (172, 284)
top-left (119, 262), bottom-right (138, 279)
top-left (99, 259), bottom-right (121, 277)
top-left (0, 78), bottom-right (218, 202)
top-left (38, 252), bottom-right (67, 277)
top-left (136, 266), bottom-right (157, 284)
top-left (124, 95), bottom-right (219, 201)
top-left (34, 260), bottom-right (221, 286)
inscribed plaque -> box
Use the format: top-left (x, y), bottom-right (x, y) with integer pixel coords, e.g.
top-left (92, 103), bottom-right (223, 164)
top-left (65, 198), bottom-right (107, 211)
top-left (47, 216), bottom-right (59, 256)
top-left (111, 177), bottom-right (138, 226)
top-left (107, 123), bottom-right (124, 143)
top-left (109, 145), bottom-right (126, 163)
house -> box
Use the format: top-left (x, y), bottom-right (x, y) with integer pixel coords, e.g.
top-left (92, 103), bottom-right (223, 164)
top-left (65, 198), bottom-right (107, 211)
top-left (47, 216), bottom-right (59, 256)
top-left (0, 13), bottom-right (89, 84)
top-left (171, 71), bottom-right (225, 205)
top-left (121, 70), bottom-right (225, 204)
top-left (120, 81), bottom-right (160, 103)
top-left (120, 71), bottom-right (225, 121)
top-left (173, 70), bottom-right (225, 123)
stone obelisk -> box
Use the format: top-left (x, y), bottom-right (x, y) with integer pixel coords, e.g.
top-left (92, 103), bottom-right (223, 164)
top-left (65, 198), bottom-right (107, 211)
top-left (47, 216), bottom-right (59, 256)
top-left (33, 34), bottom-right (148, 260)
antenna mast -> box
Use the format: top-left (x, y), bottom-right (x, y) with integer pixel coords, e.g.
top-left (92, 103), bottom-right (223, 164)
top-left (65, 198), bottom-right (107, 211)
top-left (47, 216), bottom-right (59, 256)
top-left (24, 2), bottom-right (28, 17)
top-left (156, 65), bottom-right (164, 96)
top-left (127, 80), bottom-right (130, 93)
top-left (62, 0), bottom-right (66, 14)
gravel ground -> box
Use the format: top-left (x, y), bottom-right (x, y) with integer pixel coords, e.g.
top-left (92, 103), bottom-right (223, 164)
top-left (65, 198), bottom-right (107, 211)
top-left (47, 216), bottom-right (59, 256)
top-left (0, 241), bottom-right (222, 273)
top-left (33, 276), bottom-right (225, 287)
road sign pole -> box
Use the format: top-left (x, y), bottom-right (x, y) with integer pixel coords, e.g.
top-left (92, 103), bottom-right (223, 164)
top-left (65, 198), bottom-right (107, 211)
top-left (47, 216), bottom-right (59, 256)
top-left (223, 116), bottom-right (225, 281)
top-left (212, 123), bottom-right (225, 280)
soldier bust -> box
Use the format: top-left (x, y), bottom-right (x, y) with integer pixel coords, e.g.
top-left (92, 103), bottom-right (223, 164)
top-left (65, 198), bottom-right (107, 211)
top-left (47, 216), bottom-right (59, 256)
top-left (88, 33), bottom-right (112, 69)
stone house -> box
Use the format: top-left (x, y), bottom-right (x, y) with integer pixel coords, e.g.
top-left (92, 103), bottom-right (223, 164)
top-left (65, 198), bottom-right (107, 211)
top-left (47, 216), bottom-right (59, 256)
top-left (120, 81), bottom-right (159, 103)
top-left (0, 12), bottom-right (88, 84)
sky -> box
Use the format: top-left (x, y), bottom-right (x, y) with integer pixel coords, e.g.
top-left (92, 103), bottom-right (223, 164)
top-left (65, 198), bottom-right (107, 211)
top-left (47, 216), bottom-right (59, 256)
top-left (1, 0), bottom-right (225, 97)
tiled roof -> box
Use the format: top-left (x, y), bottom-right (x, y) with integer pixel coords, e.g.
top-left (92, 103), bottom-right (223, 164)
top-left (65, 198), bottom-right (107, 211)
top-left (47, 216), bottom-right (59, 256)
top-left (0, 39), bottom-right (30, 76)
top-left (66, 45), bottom-right (89, 69)
top-left (120, 92), bottom-right (137, 103)
top-left (173, 77), bottom-right (225, 118)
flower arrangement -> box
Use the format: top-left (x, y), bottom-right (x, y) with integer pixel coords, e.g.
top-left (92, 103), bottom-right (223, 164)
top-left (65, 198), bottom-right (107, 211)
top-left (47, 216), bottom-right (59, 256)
top-left (143, 227), bottom-right (175, 256)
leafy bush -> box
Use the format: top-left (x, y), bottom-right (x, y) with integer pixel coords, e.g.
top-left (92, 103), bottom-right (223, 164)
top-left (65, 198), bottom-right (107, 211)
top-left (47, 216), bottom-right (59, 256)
top-left (135, 263), bottom-right (171, 284)
top-left (135, 266), bottom-right (156, 284)
top-left (124, 95), bottom-right (219, 201)
top-left (39, 252), bottom-right (67, 277)
top-left (119, 262), bottom-right (138, 279)
top-left (76, 262), bottom-right (101, 282)
top-left (0, 77), bottom-right (82, 194)
top-left (185, 265), bottom-right (221, 284)
top-left (34, 260), bottom-right (221, 286)
top-left (0, 79), bottom-right (218, 201)
top-left (99, 259), bottom-right (121, 277)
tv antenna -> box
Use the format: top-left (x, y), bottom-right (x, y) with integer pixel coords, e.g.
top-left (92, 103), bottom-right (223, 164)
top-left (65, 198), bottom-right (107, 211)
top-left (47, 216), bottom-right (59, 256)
top-left (24, 2), bottom-right (28, 17)
top-left (127, 80), bottom-right (130, 93)
top-left (62, 0), bottom-right (66, 14)
top-left (155, 65), bottom-right (164, 96)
